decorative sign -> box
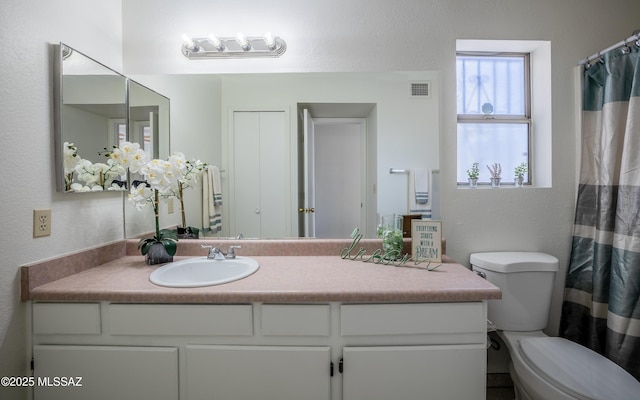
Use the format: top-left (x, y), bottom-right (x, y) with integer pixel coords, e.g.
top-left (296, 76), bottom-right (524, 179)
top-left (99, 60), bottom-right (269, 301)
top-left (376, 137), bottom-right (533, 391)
top-left (339, 228), bottom-right (443, 271)
top-left (411, 220), bottom-right (442, 263)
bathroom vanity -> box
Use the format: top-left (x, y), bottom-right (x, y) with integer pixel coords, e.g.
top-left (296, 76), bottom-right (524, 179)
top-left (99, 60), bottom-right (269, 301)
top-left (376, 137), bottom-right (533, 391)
top-left (22, 240), bottom-right (500, 400)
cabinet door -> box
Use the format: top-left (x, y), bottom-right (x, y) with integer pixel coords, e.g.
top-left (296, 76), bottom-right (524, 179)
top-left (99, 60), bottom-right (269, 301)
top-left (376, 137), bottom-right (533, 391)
top-left (343, 344), bottom-right (486, 400)
top-left (33, 345), bottom-right (178, 400)
top-left (187, 345), bottom-right (330, 400)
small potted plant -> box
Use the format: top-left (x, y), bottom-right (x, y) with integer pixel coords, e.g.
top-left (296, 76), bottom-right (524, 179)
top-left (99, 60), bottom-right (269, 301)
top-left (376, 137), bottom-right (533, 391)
top-left (487, 163), bottom-right (502, 188)
top-left (466, 162), bottom-right (479, 188)
top-left (514, 162), bottom-right (528, 187)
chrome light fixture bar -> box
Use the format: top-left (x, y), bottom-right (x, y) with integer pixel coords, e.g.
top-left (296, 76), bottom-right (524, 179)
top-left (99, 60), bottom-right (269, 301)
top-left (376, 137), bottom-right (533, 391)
top-left (181, 33), bottom-right (287, 59)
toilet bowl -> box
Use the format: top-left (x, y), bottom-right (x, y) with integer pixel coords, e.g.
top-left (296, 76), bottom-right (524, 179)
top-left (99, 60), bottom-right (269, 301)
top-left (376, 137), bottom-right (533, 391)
top-left (498, 330), bottom-right (640, 400)
top-left (471, 252), bottom-right (640, 400)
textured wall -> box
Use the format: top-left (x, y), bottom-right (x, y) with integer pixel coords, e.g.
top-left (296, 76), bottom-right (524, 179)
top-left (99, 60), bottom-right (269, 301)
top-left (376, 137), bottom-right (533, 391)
top-left (0, 1), bottom-right (122, 398)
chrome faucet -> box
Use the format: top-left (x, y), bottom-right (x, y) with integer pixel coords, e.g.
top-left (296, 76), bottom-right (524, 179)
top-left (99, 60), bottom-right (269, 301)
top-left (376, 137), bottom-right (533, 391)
top-left (201, 244), bottom-right (242, 260)
top-left (226, 245), bottom-right (241, 259)
top-left (201, 245), bottom-right (226, 260)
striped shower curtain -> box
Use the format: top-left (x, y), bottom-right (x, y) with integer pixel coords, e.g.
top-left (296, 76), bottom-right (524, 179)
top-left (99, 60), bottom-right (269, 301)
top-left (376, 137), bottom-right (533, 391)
top-left (560, 45), bottom-right (640, 380)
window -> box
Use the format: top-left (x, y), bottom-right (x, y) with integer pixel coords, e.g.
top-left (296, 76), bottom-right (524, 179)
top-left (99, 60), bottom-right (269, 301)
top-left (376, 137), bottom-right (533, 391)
top-left (456, 53), bottom-right (531, 185)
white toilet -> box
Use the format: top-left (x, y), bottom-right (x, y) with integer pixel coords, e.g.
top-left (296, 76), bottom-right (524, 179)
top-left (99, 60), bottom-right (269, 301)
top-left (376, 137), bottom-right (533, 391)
top-left (471, 251), bottom-right (640, 400)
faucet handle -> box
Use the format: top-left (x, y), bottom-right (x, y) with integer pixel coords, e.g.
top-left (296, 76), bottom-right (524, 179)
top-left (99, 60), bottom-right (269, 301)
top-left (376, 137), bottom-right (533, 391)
top-left (226, 245), bottom-right (241, 259)
top-left (201, 244), bottom-right (220, 259)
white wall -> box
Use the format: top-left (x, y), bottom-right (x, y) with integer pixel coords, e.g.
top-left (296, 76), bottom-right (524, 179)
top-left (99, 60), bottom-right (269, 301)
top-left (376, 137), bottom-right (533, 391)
top-left (0, 1), bottom-right (123, 398)
top-left (122, 0), bottom-right (640, 336)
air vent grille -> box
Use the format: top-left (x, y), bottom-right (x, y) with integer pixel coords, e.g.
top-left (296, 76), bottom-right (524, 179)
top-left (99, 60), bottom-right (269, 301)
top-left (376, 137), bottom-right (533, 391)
top-left (409, 81), bottom-right (431, 98)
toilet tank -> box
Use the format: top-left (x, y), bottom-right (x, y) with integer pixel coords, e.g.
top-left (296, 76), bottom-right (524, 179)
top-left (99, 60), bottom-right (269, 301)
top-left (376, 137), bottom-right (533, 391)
top-left (471, 252), bottom-right (559, 332)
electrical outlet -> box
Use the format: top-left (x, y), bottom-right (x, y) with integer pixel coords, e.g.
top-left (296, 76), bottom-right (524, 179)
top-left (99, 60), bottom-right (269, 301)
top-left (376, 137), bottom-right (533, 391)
top-left (33, 209), bottom-right (52, 237)
top-left (167, 198), bottom-right (175, 214)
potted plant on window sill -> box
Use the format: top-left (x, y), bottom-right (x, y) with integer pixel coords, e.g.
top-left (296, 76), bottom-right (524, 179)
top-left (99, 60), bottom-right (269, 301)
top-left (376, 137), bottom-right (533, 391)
top-left (514, 162), bottom-right (528, 187)
top-left (487, 163), bottom-right (502, 188)
top-left (467, 162), bottom-right (479, 188)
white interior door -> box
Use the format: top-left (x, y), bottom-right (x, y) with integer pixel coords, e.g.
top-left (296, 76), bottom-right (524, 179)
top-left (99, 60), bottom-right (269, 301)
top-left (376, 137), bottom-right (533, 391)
top-left (232, 111), bottom-right (288, 238)
top-left (303, 109), bottom-right (316, 237)
top-left (313, 119), bottom-right (366, 238)
top-left (258, 112), bottom-right (288, 238)
top-left (233, 112), bottom-right (261, 238)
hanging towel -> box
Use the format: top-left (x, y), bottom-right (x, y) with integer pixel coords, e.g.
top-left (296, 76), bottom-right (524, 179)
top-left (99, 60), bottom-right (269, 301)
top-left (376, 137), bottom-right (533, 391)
top-left (408, 168), bottom-right (432, 219)
top-left (202, 165), bottom-right (222, 233)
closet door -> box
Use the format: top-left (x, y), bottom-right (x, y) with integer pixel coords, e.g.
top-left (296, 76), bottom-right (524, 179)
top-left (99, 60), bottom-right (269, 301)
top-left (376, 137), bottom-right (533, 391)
top-left (232, 111), bottom-right (288, 238)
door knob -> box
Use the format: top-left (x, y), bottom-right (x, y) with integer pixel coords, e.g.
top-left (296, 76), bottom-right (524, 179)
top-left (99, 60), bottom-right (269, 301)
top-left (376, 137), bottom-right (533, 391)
top-left (255, 208), bottom-right (261, 214)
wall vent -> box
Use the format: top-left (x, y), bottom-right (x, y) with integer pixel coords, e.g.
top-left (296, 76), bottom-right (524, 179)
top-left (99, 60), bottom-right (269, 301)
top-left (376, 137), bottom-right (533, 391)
top-left (409, 81), bottom-right (431, 98)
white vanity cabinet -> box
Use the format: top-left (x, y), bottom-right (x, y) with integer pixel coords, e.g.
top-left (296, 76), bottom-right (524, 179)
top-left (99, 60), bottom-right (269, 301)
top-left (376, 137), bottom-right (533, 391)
top-left (186, 345), bottom-right (331, 400)
top-left (30, 301), bottom-right (487, 400)
top-left (340, 303), bottom-right (487, 400)
top-left (33, 345), bottom-right (178, 400)
top-left (342, 345), bottom-right (486, 400)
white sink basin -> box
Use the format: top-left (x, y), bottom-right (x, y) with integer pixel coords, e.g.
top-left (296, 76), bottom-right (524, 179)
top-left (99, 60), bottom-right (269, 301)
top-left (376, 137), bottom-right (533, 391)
top-left (149, 256), bottom-right (259, 288)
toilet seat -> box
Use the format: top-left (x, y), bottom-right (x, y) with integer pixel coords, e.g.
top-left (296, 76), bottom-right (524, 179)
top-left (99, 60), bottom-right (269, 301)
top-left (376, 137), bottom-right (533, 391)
top-left (518, 337), bottom-right (640, 400)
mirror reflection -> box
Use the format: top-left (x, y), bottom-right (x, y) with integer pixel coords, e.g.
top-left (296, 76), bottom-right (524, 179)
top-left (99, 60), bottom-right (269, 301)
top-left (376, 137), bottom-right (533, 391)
top-left (55, 43), bottom-right (128, 192)
top-left (126, 72), bottom-right (440, 240)
top-left (128, 81), bottom-right (170, 160)
top-left (123, 81), bottom-right (172, 238)
top-left (54, 44), bottom-right (171, 198)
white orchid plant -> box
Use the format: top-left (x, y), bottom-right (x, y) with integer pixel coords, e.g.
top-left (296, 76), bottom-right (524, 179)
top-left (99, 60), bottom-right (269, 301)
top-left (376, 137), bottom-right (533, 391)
top-left (63, 141), bottom-right (133, 192)
top-left (65, 140), bottom-right (205, 256)
top-left (125, 146), bottom-right (206, 256)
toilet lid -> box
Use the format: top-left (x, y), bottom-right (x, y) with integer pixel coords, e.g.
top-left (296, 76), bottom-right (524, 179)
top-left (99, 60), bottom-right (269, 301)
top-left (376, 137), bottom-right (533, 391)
top-left (518, 337), bottom-right (640, 400)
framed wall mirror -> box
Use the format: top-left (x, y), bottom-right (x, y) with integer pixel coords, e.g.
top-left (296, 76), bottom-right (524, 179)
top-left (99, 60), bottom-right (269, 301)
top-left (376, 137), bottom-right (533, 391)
top-left (54, 43), bottom-right (128, 192)
top-left (123, 72), bottom-right (440, 240)
top-left (124, 80), bottom-right (172, 238)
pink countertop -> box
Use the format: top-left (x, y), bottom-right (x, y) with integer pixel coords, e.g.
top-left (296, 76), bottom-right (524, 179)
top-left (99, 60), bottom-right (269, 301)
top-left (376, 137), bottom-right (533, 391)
top-left (21, 239), bottom-right (501, 304)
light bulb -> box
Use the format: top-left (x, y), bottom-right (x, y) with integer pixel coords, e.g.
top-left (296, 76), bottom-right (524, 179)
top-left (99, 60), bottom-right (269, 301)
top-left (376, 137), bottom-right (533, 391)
top-left (207, 34), bottom-right (225, 51)
top-left (181, 34), bottom-right (197, 50)
top-left (235, 33), bottom-right (251, 51)
top-left (263, 32), bottom-right (276, 50)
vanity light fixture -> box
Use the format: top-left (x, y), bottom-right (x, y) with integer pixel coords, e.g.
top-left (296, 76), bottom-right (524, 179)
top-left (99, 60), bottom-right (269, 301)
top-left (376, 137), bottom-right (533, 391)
top-left (180, 32), bottom-right (287, 59)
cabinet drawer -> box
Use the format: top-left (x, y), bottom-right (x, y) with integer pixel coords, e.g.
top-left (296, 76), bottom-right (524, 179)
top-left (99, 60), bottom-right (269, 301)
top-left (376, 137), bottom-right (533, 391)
top-left (33, 303), bottom-right (101, 335)
top-left (261, 304), bottom-right (330, 336)
top-left (109, 304), bottom-right (253, 336)
top-left (341, 303), bottom-right (485, 336)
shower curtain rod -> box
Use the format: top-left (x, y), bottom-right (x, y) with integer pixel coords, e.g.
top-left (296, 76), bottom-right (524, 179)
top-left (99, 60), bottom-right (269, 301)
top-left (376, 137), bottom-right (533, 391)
top-left (578, 31), bottom-right (640, 66)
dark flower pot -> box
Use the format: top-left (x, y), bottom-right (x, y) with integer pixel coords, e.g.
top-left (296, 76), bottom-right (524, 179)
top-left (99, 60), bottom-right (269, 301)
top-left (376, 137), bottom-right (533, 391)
top-left (145, 242), bottom-right (174, 265)
top-left (176, 226), bottom-right (200, 239)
